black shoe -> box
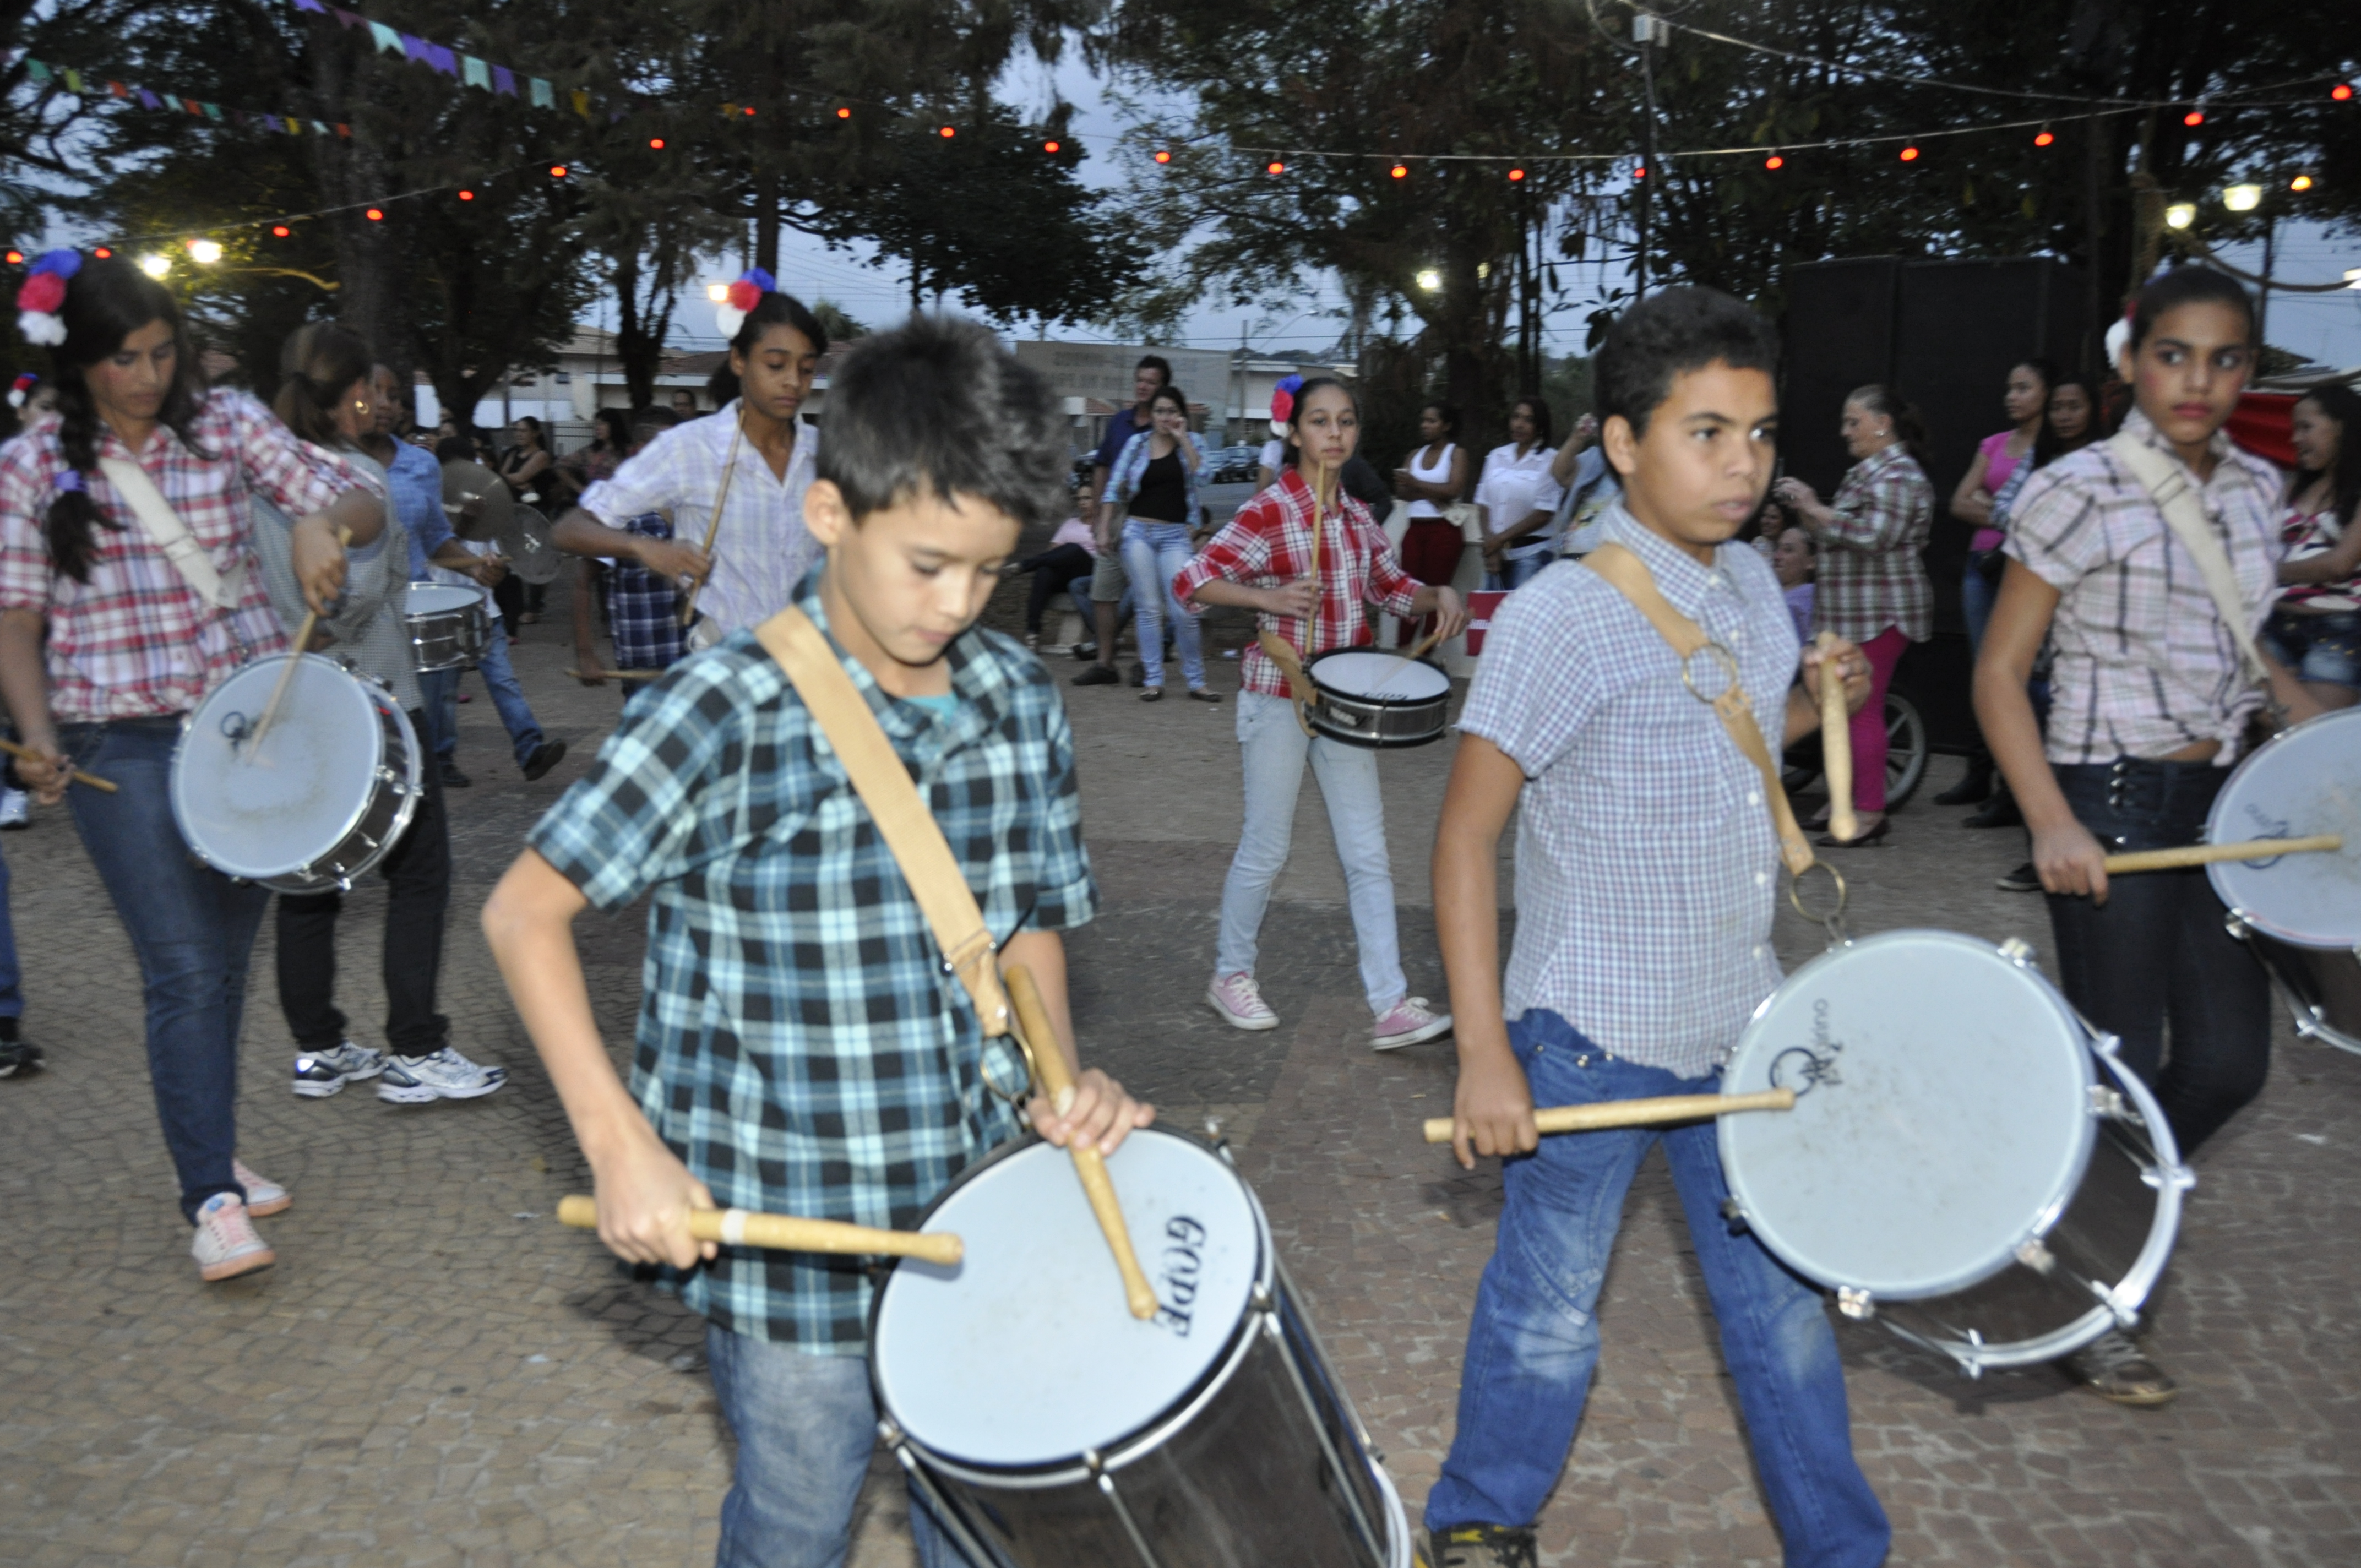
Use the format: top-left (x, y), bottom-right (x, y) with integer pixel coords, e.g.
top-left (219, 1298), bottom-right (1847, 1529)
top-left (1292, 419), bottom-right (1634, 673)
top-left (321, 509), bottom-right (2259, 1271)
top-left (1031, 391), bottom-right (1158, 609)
top-left (1965, 787), bottom-right (2023, 829)
top-left (1430, 1524), bottom-right (1539, 1568)
top-left (1071, 664), bottom-right (1120, 687)
top-left (521, 739), bottom-right (568, 781)
top-left (1127, 661), bottom-right (1147, 688)
top-left (1996, 861), bottom-right (2041, 892)
top-left (2064, 1329), bottom-right (2178, 1407)
top-left (1070, 641), bottom-right (1098, 661)
top-left (1935, 765), bottom-right (1994, 807)
top-left (0, 1038), bottom-right (45, 1079)
top-left (438, 761), bottom-right (472, 788)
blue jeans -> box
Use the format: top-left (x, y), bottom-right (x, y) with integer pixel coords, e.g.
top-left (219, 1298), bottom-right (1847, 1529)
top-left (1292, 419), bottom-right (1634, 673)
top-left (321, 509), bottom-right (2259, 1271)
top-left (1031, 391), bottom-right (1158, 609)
top-left (1961, 551), bottom-right (2001, 654)
top-left (705, 1326), bottom-right (972, 1568)
top-left (1497, 548), bottom-right (1552, 591)
top-left (416, 666), bottom-right (459, 758)
top-left (59, 719), bottom-right (273, 1222)
top-left (1217, 693), bottom-right (1405, 1014)
top-left (1120, 519), bottom-right (1205, 690)
top-left (1427, 1011), bottom-right (1889, 1566)
top-left (2260, 607), bottom-right (2361, 692)
top-left (427, 631), bottom-right (543, 769)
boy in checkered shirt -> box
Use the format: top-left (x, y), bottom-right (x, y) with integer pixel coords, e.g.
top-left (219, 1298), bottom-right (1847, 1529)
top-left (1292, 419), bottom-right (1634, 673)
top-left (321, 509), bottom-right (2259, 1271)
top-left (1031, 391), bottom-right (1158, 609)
top-left (1422, 290), bottom-right (1884, 1568)
top-left (483, 318), bottom-right (1150, 1567)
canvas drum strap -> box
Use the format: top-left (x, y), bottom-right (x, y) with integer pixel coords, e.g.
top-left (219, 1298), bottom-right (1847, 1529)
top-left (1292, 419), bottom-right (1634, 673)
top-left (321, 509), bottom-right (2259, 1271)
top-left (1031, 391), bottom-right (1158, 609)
top-left (2104, 432), bottom-right (2270, 688)
top-left (755, 606), bottom-right (1019, 1050)
top-left (1581, 542), bottom-right (1846, 929)
top-left (97, 456), bottom-right (246, 610)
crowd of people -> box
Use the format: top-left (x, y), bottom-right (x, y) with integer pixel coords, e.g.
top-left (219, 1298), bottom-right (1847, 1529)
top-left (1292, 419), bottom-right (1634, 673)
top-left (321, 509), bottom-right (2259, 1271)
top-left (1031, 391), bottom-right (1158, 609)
top-left (0, 238), bottom-right (2355, 1568)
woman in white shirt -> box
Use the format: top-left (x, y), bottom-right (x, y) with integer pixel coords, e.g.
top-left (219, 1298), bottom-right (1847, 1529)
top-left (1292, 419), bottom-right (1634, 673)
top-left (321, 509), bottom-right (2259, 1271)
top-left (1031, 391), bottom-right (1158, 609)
top-left (1392, 401), bottom-right (1469, 639)
top-left (1475, 397), bottom-right (1565, 589)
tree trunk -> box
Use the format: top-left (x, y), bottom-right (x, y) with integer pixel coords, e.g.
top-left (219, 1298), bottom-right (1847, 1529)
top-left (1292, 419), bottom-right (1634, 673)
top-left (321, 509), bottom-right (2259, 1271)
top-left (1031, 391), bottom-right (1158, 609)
top-left (303, 24), bottom-right (402, 374)
top-left (753, 165), bottom-right (780, 277)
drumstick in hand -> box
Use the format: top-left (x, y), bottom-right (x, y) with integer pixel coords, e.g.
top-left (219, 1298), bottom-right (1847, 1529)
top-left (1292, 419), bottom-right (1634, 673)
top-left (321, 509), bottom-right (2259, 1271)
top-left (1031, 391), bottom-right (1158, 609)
top-left (2103, 834), bottom-right (2343, 874)
top-left (1422, 1088), bottom-right (1795, 1144)
top-left (1816, 632), bottom-right (1857, 842)
top-left (248, 524), bottom-right (352, 761)
top-left (1003, 962), bottom-right (1158, 1321)
top-left (0, 737), bottom-right (116, 793)
top-left (556, 1196), bottom-right (962, 1264)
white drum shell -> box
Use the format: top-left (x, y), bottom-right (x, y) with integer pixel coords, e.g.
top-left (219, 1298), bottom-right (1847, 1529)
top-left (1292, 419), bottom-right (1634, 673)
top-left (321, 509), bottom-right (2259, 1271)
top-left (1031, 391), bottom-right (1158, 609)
top-left (170, 655), bottom-right (422, 894)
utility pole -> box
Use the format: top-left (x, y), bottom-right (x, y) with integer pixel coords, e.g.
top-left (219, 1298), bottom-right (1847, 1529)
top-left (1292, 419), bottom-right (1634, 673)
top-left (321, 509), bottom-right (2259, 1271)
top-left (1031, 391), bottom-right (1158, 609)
top-left (1634, 13), bottom-right (1665, 300)
top-left (2257, 215), bottom-right (2276, 350)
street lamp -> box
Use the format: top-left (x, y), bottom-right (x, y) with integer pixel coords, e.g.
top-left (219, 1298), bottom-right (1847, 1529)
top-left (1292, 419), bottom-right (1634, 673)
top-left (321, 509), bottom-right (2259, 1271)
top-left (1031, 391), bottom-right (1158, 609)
top-left (187, 239), bottom-right (222, 265)
top-left (2223, 184), bottom-right (2264, 213)
top-left (138, 253), bottom-right (171, 279)
top-left (1415, 268), bottom-right (1441, 292)
top-left (705, 283), bottom-right (729, 302)
top-left (2164, 203), bottom-right (2196, 230)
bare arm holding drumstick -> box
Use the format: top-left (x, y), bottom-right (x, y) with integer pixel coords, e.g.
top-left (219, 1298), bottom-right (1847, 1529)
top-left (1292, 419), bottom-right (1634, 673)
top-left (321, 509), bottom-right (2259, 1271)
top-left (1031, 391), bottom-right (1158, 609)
top-left (1432, 732), bottom-right (1541, 1169)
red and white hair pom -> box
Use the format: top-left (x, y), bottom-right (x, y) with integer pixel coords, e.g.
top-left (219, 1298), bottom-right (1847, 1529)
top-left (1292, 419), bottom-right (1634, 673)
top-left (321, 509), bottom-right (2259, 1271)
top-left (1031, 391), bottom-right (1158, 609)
top-left (714, 268), bottom-right (776, 339)
top-left (14, 249), bottom-right (80, 348)
top-left (7, 373), bottom-right (37, 410)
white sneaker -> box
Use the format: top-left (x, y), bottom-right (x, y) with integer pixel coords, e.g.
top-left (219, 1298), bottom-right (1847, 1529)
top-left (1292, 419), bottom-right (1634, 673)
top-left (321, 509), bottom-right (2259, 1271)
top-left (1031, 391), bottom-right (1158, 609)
top-left (232, 1158), bottom-right (290, 1217)
top-left (1372, 996), bottom-right (1453, 1051)
top-left (191, 1193), bottom-right (275, 1282)
top-left (291, 1040), bottom-right (387, 1098)
top-left (0, 787), bottom-right (28, 829)
top-left (377, 1046), bottom-right (507, 1103)
top-left (1205, 972), bottom-right (1280, 1031)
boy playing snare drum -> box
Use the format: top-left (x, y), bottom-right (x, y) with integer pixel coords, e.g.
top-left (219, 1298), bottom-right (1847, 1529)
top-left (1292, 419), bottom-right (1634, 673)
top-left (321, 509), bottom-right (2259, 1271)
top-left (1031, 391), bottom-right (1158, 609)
top-left (1425, 289), bottom-right (1885, 1567)
top-left (483, 317), bottom-right (1151, 1567)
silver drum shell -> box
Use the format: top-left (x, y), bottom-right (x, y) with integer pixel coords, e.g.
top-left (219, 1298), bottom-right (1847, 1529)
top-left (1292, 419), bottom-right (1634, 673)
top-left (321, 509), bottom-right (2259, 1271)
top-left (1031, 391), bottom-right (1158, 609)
top-left (402, 591), bottom-right (492, 672)
top-left (1303, 652), bottom-right (1450, 750)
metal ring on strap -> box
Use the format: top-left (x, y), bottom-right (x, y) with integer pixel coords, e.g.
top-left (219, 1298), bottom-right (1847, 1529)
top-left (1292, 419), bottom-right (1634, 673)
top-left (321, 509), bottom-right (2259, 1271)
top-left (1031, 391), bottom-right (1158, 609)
top-left (1678, 641), bottom-right (1742, 705)
top-left (1788, 861), bottom-right (1850, 941)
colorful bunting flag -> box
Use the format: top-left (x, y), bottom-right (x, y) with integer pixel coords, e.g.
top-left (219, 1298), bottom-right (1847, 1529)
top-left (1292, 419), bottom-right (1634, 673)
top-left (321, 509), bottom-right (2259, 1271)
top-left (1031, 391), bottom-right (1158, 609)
top-left (63, 69), bottom-right (85, 94)
top-left (570, 88), bottom-right (590, 118)
top-left (369, 21), bottom-right (402, 54)
top-left (493, 66), bottom-right (516, 96)
top-left (530, 78), bottom-right (553, 109)
top-left (25, 60), bottom-right (50, 83)
top-left (463, 56), bottom-right (489, 90)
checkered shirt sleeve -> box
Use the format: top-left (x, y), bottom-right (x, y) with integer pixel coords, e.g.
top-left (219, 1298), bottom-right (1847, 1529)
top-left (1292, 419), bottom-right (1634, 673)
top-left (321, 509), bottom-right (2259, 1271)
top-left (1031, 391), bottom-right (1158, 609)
top-left (0, 389), bottom-right (355, 721)
top-left (1459, 507), bottom-right (1797, 1076)
top-left (2005, 410), bottom-right (2286, 764)
top-left (1173, 467), bottom-right (1421, 698)
top-left (604, 513), bottom-right (687, 671)
top-left (1813, 444), bottom-right (1935, 643)
top-left (528, 588), bottom-right (1096, 1351)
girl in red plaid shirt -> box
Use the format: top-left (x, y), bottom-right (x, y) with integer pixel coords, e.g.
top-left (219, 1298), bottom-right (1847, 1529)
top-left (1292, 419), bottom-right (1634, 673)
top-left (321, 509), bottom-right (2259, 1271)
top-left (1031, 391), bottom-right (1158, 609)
top-left (1175, 378), bottom-right (1468, 1048)
top-left (0, 257), bottom-right (382, 1283)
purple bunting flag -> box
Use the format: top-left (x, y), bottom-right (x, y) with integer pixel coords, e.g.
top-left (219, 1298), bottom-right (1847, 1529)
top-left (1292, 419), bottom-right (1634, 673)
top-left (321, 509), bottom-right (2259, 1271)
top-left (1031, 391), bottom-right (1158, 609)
top-left (493, 65), bottom-right (516, 96)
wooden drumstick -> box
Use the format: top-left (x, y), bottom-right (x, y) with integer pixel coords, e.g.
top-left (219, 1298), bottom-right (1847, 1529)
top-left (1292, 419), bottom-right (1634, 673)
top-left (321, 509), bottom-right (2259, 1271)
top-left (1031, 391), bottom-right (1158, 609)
top-left (0, 737), bottom-right (116, 793)
top-left (556, 1195), bottom-right (962, 1265)
top-left (1422, 1087), bottom-right (1796, 1145)
top-left (2103, 834), bottom-right (2343, 874)
top-left (248, 524), bottom-right (352, 760)
top-left (565, 666), bottom-right (663, 683)
top-left (1367, 627), bottom-right (1447, 696)
top-left (678, 405), bottom-right (746, 628)
top-left (1816, 631), bottom-right (1857, 842)
top-left (1002, 962), bottom-right (1158, 1321)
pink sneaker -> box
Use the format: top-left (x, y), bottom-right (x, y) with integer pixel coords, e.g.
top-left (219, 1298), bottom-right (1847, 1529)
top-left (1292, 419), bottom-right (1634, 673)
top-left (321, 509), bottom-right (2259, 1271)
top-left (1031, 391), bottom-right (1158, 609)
top-left (1372, 997), bottom-right (1452, 1052)
top-left (233, 1158), bottom-right (290, 1217)
top-left (191, 1193), bottom-right (276, 1282)
top-left (1205, 972), bottom-right (1279, 1031)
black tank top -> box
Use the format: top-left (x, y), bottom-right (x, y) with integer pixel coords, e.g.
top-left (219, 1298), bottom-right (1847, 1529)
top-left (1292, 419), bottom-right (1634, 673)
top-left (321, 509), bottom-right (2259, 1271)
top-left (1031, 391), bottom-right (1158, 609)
top-left (1129, 448), bottom-right (1189, 524)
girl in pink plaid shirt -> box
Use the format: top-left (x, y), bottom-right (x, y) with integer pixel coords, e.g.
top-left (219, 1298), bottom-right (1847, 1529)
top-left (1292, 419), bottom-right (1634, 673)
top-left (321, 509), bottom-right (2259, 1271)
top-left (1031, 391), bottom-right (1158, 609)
top-left (1175, 378), bottom-right (1467, 1049)
top-left (0, 257), bottom-right (381, 1283)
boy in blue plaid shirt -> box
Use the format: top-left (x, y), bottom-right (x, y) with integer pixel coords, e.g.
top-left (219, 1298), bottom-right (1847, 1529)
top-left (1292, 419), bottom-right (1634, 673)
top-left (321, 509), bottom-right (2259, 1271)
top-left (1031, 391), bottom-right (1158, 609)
top-left (485, 318), bottom-right (1151, 1567)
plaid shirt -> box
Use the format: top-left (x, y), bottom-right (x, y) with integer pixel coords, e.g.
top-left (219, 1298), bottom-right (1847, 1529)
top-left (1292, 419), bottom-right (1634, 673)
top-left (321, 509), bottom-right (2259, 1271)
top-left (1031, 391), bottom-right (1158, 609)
top-left (603, 512), bottom-right (687, 671)
top-left (0, 389), bottom-right (355, 721)
top-left (1460, 506), bottom-right (1799, 1076)
top-left (1812, 442), bottom-right (1934, 643)
top-left (2007, 409), bottom-right (2285, 765)
top-left (529, 578), bottom-right (1097, 1352)
top-left (1172, 466), bottom-right (1422, 699)
top-left (577, 402), bottom-right (820, 638)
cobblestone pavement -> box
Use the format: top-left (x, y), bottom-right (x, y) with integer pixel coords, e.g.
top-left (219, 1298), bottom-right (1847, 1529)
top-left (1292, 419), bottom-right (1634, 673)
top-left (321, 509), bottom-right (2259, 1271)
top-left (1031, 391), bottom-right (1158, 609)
top-left (3, 568), bottom-right (2357, 1567)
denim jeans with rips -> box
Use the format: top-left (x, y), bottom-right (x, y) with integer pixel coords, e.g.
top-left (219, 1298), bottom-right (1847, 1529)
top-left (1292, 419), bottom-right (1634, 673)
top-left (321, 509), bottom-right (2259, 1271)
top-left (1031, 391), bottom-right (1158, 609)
top-left (1426, 1010), bottom-right (1890, 1566)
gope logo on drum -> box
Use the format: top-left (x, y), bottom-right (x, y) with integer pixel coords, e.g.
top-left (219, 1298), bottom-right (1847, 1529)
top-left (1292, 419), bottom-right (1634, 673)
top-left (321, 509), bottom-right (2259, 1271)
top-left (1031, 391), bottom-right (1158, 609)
top-left (1771, 997), bottom-right (1846, 1098)
top-left (1155, 1216), bottom-right (1207, 1335)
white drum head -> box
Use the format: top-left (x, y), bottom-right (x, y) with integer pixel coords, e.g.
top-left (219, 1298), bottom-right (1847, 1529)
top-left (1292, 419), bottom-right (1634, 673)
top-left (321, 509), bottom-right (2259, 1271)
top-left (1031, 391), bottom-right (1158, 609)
top-left (872, 1129), bottom-right (1262, 1468)
top-left (2207, 707), bottom-right (2361, 947)
top-left (1721, 930), bottom-right (2096, 1300)
top-left (1311, 649), bottom-right (1450, 701)
top-left (171, 656), bottom-right (387, 880)
top-left (404, 583), bottom-right (482, 618)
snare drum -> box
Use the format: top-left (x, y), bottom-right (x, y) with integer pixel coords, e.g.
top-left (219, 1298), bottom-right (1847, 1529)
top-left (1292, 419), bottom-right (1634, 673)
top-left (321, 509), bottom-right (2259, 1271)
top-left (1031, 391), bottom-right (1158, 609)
top-left (871, 1127), bottom-right (1412, 1568)
top-left (1720, 930), bottom-right (2190, 1375)
top-left (1303, 648), bottom-right (1451, 749)
top-left (2206, 707), bottom-right (2361, 1055)
top-left (401, 582), bottom-right (492, 672)
top-left (170, 654), bottom-right (423, 895)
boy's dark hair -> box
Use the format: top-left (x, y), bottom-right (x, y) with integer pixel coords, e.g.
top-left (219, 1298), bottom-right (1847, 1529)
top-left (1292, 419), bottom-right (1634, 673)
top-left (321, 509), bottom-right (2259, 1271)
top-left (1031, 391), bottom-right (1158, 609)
top-left (1593, 287), bottom-right (1780, 439)
top-left (819, 314), bottom-right (1067, 531)
top-left (2129, 268), bottom-right (2255, 351)
top-left (628, 404), bottom-right (679, 450)
top-left (709, 290), bottom-right (830, 407)
top-left (434, 435), bottom-right (479, 465)
top-left (1136, 354), bottom-right (1172, 388)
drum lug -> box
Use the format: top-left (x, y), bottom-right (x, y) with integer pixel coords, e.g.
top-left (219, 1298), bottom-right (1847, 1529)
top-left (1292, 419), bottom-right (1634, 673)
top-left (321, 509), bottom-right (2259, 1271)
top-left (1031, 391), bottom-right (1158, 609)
top-left (1951, 1330), bottom-right (1988, 1380)
top-left (2088, 1280), bottom-right (2141, 1331)
top-left (1084, 1449), bottom-right (1168, 1568)
top-left (1997, 937), bottom-right (2038, 967)
top-left (2014, 1238), bottom-right (2057, 1276)
top-left (1719, 1197), bottom-right (1750, 1237)
top-left (1250, 1282), bottom-right (1274, 1314)
top-left (1836, 1287), bottom-right (1875, 1321)
top-left (2141, 1161), bottom-right (2197, 1194)
top-left (2086, 1085), bottom-right (2128, 1120)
